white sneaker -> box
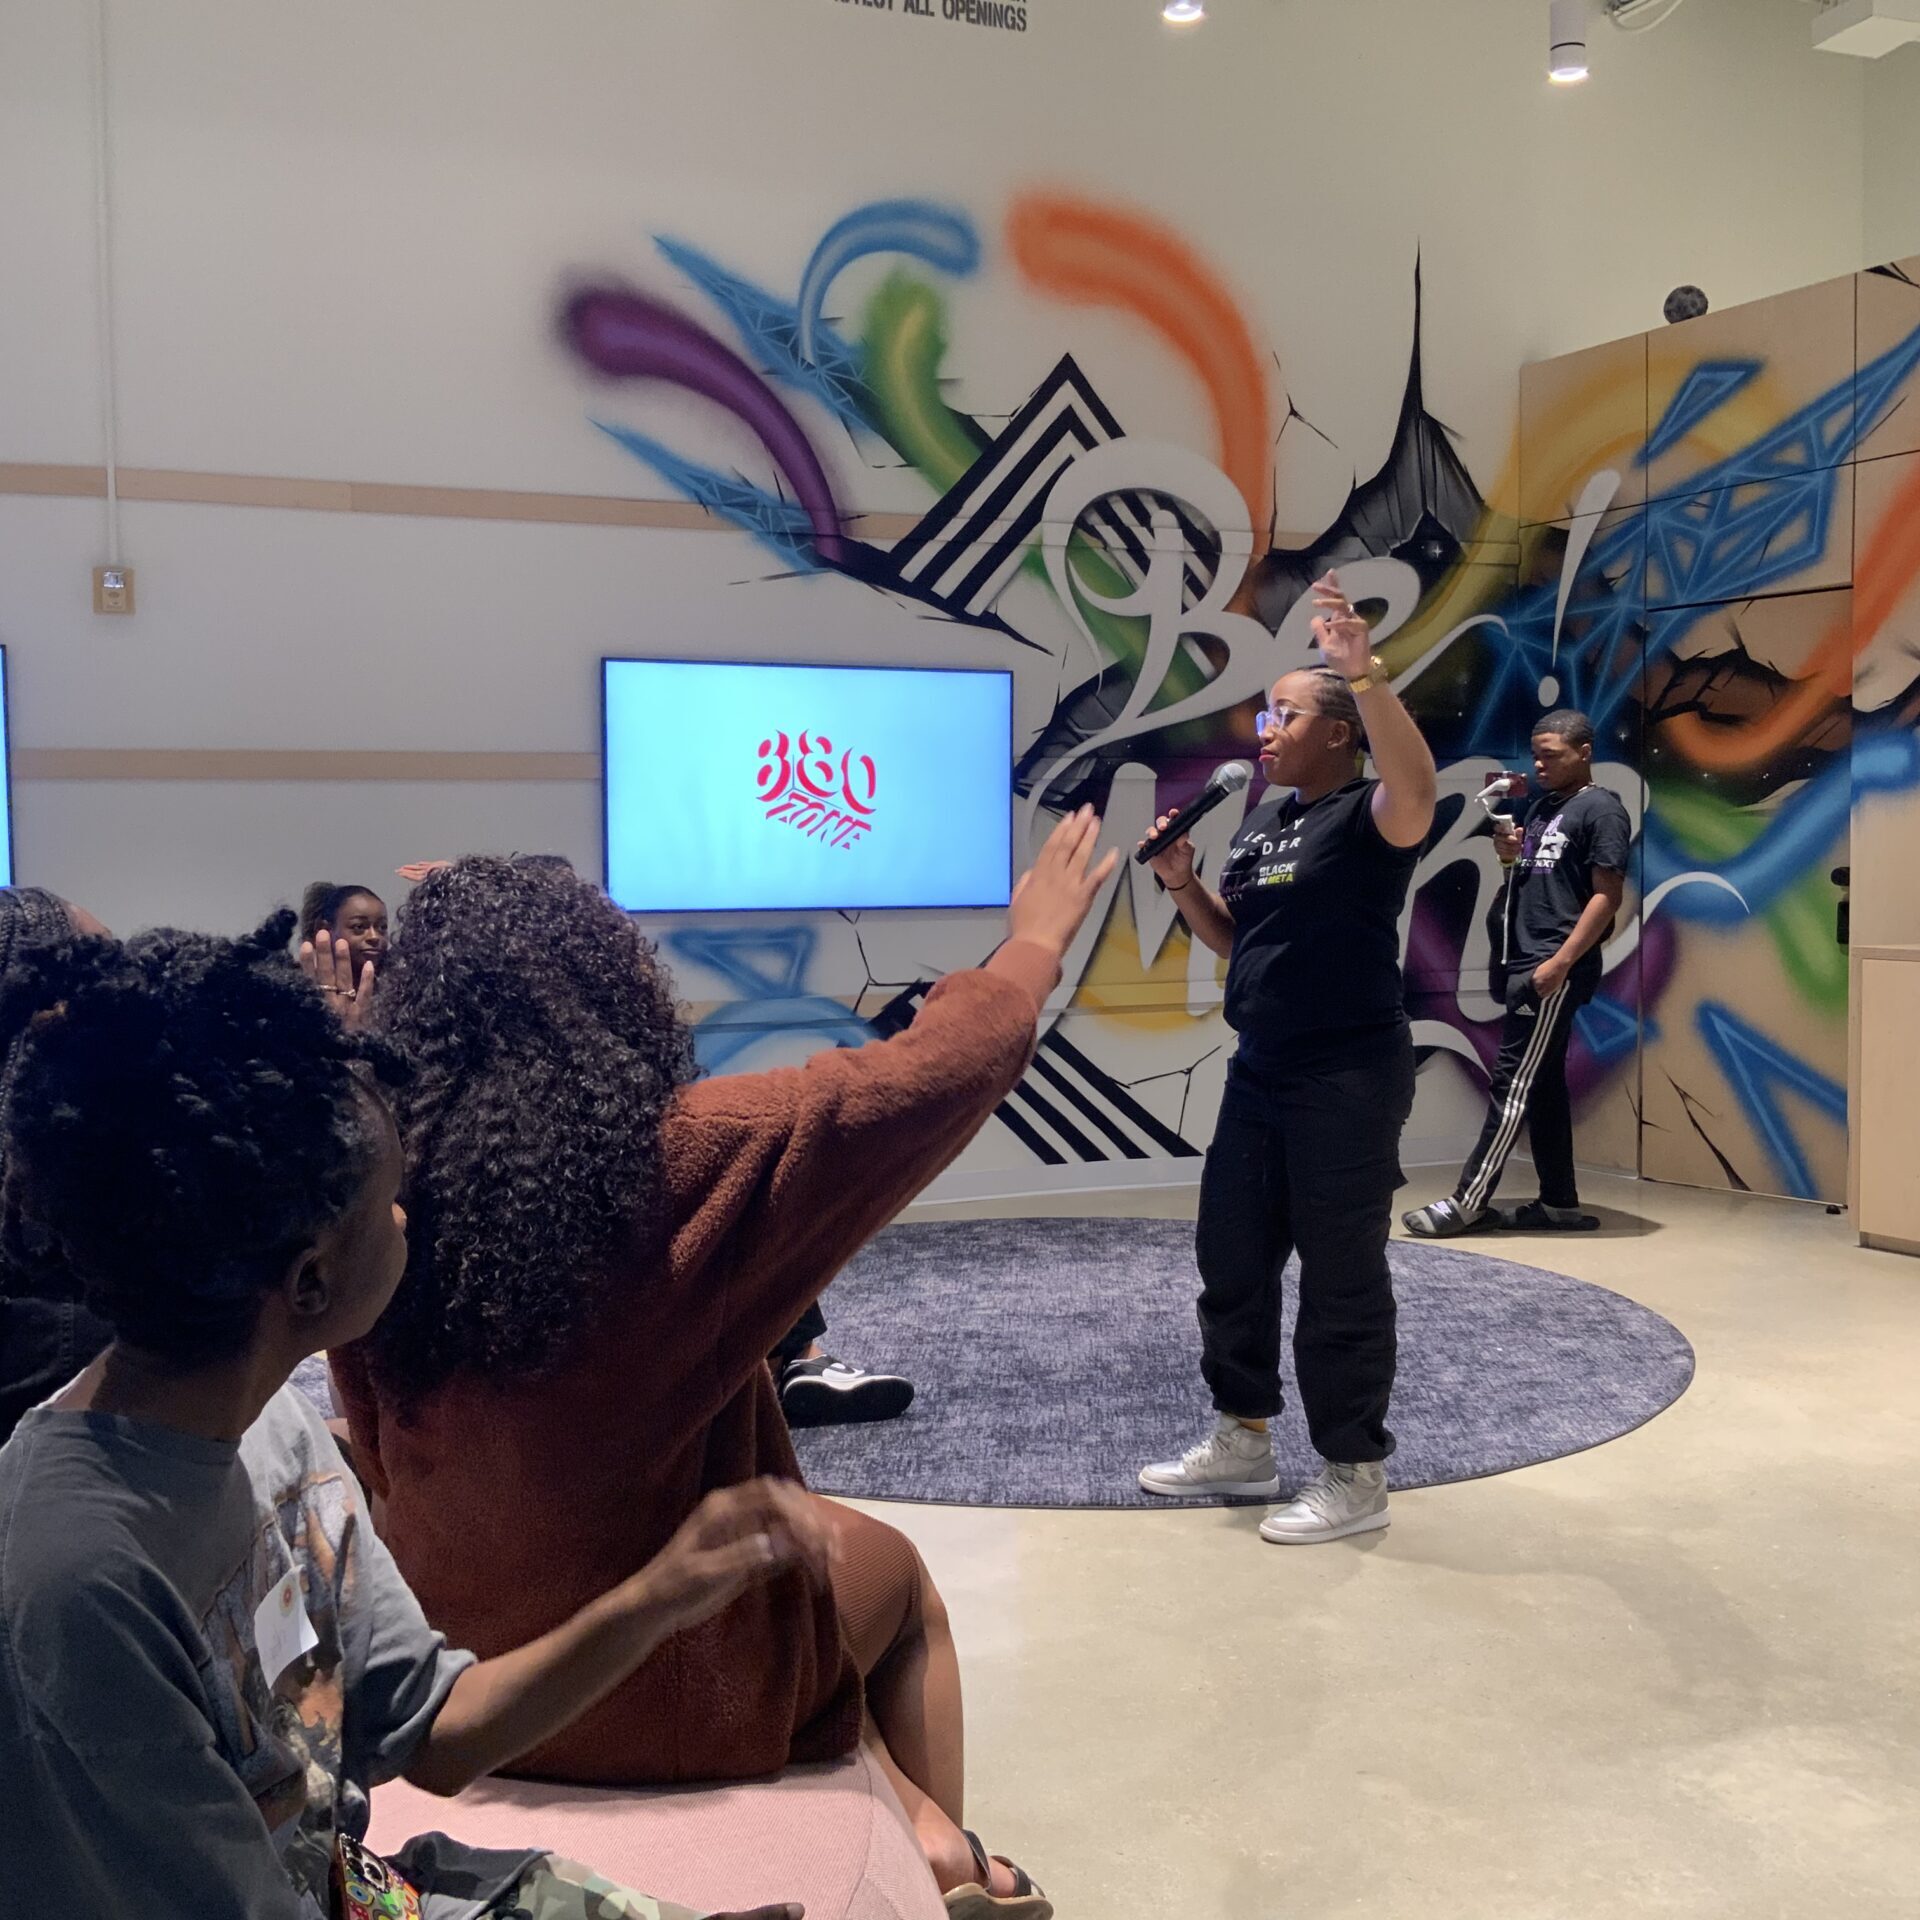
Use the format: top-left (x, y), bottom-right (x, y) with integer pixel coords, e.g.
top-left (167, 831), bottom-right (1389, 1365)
top-left (1258, 1461), bottom-right (1390, 1544)
top-left (1139, 1416), bottom-right (1282, 1499)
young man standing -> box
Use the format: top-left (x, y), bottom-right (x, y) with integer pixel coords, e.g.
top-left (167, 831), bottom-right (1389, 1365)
top-left (1404, 709), bottom-right (1631, 1238)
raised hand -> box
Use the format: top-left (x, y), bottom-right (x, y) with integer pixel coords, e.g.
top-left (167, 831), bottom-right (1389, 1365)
top-left (1007, 806), bottom-right (1121, 959)
top-left (631, 1479), bottom-right (833, 1643)
top-left (1310, 570), bottom-right (1373, 681)
top-left (299, 926), bottom-right (375, 1030)
top-left (1136, 809), bottom-right (1196, 891)
top-left (395, 859), bottom-right (452, 884)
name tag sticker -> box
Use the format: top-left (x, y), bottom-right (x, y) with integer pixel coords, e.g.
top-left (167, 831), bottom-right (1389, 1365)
top-left (254, 1566), bottom-right (319, 1691)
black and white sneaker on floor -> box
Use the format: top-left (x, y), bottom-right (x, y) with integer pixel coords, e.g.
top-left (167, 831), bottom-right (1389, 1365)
top-left (778, 1355), bottom-right (916, 1429)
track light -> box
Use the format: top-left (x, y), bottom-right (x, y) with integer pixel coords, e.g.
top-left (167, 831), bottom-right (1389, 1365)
top-left (1162, 1), bottom-right (1205, 23)
top-left (1549, 0), bottom-right (1589, 81)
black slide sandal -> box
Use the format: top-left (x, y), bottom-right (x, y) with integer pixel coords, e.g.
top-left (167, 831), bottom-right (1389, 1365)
top-left (1402, 1199), bottom-right (1491, 1238)
top-left (1498, 1200), bottom-right (1600, 1232)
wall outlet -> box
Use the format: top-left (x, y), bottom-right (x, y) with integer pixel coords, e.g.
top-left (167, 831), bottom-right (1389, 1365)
top-left (93, 565), bottom-right (135, 615)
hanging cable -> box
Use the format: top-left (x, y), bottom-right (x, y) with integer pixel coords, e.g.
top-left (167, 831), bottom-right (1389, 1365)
top-left (1606, 0), bottom-right (1693, 31)
top-left (89, 0), bottom-right (122, 568)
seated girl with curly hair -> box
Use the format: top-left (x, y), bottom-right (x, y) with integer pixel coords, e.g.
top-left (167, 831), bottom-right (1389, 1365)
top-left (0, 912), bottom-right (820, 1920)
top-left (329, 812), bottom-right (1117, 1919)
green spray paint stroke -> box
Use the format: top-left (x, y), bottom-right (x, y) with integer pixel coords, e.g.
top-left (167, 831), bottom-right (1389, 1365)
top-left (1649, 780), bottom-right (1846, 1013)
top-left (861, 273), bottom-right (1225, 756)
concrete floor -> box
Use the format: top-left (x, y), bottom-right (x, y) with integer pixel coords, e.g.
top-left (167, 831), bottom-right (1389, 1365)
top-left (861, 1172), bottom-right (1920, 1920)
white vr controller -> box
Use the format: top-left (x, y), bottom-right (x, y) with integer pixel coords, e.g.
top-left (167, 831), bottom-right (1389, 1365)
top-left (1475, 771), bottom-right (1529, 827)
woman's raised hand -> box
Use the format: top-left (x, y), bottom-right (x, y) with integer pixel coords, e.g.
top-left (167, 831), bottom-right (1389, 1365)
top-left (1310, 570), bottom-right (1373, 681)
top-left (1007, 806), bottom-right (1120, 960)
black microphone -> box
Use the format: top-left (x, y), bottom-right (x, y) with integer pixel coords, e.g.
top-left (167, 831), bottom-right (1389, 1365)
top-left (1134, 761), bottom-right (1254, 864)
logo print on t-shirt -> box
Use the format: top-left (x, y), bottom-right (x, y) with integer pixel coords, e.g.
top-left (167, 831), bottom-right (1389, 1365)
top-left (1522, 812), bottom-right (1569, 871)
top-left (1224, 817), bottom-right (1315, 900)
top-left (756, 730), bottom-right (877, 850)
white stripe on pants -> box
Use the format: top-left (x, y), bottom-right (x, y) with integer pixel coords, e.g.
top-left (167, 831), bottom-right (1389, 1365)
top-left (1459, 984), bottom-right (1571, 1215)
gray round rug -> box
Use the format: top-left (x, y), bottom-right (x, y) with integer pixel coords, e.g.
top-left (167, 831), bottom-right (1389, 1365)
top-left (789, 1218), bottom-right (1694, 1509)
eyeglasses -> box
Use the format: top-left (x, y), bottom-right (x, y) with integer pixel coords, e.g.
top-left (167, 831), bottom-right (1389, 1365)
top-left (1256, 704), bottom-right (1315, 735)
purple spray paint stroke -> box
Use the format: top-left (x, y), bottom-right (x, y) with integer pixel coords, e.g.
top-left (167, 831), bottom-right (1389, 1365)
top-left (1404, 901), bottom-right (1501, 1078)
top-left (1565, 915), bottom-right (1676, 1105)
top-left (564, 287), bottom-right (847, 566)
top-left (1402, 901), bottom-right (1678, 1108)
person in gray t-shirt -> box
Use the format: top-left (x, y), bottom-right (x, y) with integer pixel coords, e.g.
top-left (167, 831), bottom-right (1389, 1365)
top-left (0, 913), bottom-right (820, 1920)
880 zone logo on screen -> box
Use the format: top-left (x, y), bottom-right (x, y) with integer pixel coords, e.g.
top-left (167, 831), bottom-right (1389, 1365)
top-left (756, 730), bottom-right (878, 849)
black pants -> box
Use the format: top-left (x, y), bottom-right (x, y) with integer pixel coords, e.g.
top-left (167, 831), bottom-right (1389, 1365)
top-left (1194, 1036), bottom-right (1415, 1463)
top-left (1451, 971), bottom-right (1589, 1214)
top-left (770, 1301), bottom-right (827, 1371)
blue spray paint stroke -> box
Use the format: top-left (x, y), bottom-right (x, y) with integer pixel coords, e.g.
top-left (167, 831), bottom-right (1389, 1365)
top-left (1677, 317), bottom-right (1920, 491)
top-left (796, 199), bottom-right (981, 368)
top-left (1696, 1000), bottom-right (1847, 1200)
top-left (1638, 361), bottom-right (1763, 465)
top-left (671, 926), bottom-right (822, 999)
top-left (1647, 474), bottom-right (1838, 613)
top-left (1467, 317), bottom-right (1920, 747)
top-left (591, 418), bottom-right (821, 571)
top-left (667, 926), bottom-right (874, 1073)
top-left (1573, 991), bottom-right (1644, 1068)
top-left (689, 999), bottom-right (876, 1073)
top-left (1641, 729), bottom-right (1920, 924)
top-left (654, 235), bottom-right (872, 428)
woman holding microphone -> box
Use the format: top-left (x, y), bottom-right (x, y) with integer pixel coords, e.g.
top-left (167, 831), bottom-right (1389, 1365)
top-left (1138, 574), bottom-right (1437, 1543)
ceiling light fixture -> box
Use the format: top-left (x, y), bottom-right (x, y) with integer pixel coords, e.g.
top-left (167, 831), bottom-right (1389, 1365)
top-left (1550, 0), bottom-right (1590, 80)
top-left (1810, 0), bottom-right (1920, 59)
top-left (1163, 1), bottom-right (1206, 24)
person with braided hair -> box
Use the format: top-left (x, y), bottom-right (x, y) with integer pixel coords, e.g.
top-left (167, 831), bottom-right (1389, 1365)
top-left (0, 911), bottom-right (825, 1920)
top-left (1135, 573), bottom-right (1438, 1544)
top-left (0, 886), bottom-right (116, 1445)
top-left (0, 884), bottom-right (110, 958)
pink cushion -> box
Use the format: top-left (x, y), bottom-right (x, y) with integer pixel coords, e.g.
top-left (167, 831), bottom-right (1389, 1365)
top-left (368, 1748), bottom-right (945, 1920)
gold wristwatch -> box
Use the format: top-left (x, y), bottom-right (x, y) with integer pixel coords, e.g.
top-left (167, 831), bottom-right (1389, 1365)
top-left (1345, 654), bottom-right (1388, 695)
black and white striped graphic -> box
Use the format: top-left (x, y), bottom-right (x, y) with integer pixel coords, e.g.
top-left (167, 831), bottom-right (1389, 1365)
top-left (883, 354), bottom-right (1222, 620)
top-left (870, 980), bottom-right (1201, 1166)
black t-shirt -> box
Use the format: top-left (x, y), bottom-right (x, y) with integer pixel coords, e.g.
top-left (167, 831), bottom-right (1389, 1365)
top-left (1219, 777), bottom-right (1421, 1062)
top-left (1499, 783), bottom-right (1633, 985)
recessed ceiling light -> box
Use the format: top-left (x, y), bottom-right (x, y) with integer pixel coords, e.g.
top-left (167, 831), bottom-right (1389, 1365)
top-left (1163, 1), bottom-right (1206, 24)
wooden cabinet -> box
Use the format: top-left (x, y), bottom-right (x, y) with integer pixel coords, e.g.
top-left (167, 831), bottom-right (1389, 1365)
top-left (1852, 946), bottom-right (1920, 1255)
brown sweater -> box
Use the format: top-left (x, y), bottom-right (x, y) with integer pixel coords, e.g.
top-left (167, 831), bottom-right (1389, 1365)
top-left (330, 940), bottom-right (1056, 1785)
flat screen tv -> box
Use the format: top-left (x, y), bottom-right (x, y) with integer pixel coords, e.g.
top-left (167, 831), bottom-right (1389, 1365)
top-left (603, 658), bottom-right (1013, 913)
top-left (0, 647), bottom-right (14, 887)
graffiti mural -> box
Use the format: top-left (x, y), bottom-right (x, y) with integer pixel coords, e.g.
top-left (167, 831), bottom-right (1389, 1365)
top-left (561, 201), bottom-right (1920, 1204)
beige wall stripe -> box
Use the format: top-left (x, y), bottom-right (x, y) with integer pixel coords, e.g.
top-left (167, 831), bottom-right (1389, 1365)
top-left (15, 749), bottom-right (598, 783)
top-left (0, 463), bottom-right (922, 538)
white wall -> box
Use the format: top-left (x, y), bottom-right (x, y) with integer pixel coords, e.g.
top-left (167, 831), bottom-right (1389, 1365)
top-left (0, 0), bottom-right (1879, 905)
top-left (0, 0), bottom-right (1894, 1189)
top-left (1864, 41), bottom-right (1920, 267)
top-left (1515, 0), bottom-right (1868, 356)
